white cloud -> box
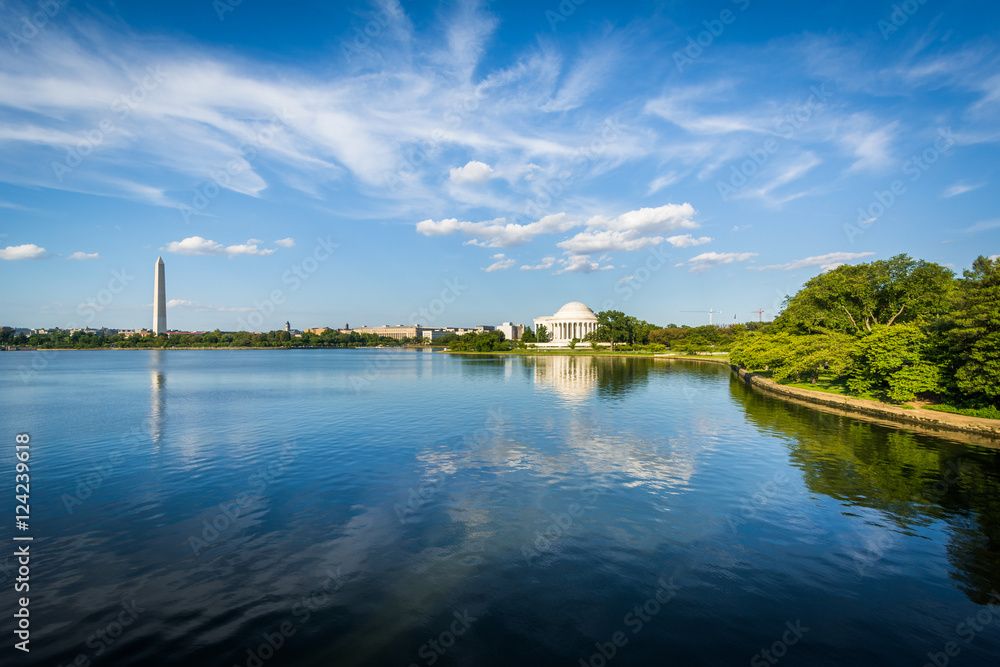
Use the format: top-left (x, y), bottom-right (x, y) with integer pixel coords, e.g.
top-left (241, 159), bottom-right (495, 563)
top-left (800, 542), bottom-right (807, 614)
top-left (750, 251), bottom-right (875, 272)
top-left (555, 254), bottom-right (614, 274)
top-left (274, 238), bottom-right (295, 247)
top-left (166, 299), bottom-right (198, 308)
top-left (989, 254), bottom-right (999, 261)
top-left (68, 251), bottom-right (100, 260)
top-left (483, 253), bottom-right (515, 272)
top-left (162, 236), bottom-right (277, 257)
top-left (681, 251), bottom-right (757, 273)
top-left (666, 234), bottom-right (712, 248)
top-left (520, 256), bottom-right (556, 270)
top-left (944, 183), bottom-right (983, 197)
top-left (450, 160), bottom-right (496, 184)
top-left (558, 230), bottom-right (662, 254)
top-left (0, 244), bottom-right (48, 260)
top-left (416, 213), bottom-right (574, 248)
top-left (556, 203), bottom-right (700, 253)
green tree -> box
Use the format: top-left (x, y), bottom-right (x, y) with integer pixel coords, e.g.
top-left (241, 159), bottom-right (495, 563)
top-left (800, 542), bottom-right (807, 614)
top-left (945, 256), bottom-right (1000, 407)
top-left (535, 324), bottom-right (549, 343)
top-left (731, 330), bottom-right (852, 384)
top-left (777, 254), bottom-right (954, 335)
top-left (587, 310), bottom-right (633, 350)
top-left (847, 324), bottom-right (942, 402)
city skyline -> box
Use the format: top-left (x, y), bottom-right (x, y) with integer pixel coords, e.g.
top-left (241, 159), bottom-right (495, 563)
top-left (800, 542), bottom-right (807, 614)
top-left (1, 1), bottom-right (998, 331)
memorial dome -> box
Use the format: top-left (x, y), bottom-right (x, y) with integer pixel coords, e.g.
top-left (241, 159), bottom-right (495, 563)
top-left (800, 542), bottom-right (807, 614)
top-left (554, 302), bottom-right (597, 319)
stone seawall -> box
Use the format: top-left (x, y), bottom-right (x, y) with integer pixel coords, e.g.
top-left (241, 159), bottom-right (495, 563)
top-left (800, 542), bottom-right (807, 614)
top-left (655, 355), bottom-right (1000, 442)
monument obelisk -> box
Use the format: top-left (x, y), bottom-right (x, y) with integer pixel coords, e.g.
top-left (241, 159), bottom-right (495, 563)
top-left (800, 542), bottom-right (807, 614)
top-left (153, 256), bottom-right (167, 334)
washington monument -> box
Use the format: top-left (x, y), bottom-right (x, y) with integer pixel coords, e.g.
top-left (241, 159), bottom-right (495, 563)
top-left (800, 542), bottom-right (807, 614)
top-left (153, 256), bottom-right (166, 334)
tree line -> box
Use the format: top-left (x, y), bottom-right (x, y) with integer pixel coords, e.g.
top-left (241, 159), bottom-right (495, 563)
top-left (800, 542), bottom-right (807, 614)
top-left (730, 254), bottom-right (999, 414)
top-left (0, 328), bottom-right (412, 349)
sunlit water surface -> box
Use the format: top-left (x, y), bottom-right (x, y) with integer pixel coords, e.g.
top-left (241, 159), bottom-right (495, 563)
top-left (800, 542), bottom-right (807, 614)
top-left (2, 349), bottom-right (999, 666)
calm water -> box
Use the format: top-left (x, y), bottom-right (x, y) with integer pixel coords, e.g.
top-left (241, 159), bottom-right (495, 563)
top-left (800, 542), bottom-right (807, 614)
top-left (2, 349), bottom-right (999, 666)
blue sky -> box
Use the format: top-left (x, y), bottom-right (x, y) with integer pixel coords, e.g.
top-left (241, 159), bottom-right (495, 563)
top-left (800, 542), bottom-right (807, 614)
top-left (0, 0), bottom-right (997, 331)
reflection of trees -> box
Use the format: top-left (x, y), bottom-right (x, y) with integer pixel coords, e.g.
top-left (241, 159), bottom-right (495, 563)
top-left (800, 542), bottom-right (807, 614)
top-left (730, 379), bottom-right (1000, 605)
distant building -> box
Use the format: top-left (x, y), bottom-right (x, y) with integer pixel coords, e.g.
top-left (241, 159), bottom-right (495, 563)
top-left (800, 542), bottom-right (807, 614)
top-left (304, 327), bottom-right (331, 335)
top-left (350, 325), bottom-right (418, 340)
top-left (285, 321), bottom-right (291, 333)
top-left (533, 302), bottom-right (599, 345)
top-left (497, 322), bottom-right (525, 340)
top-left (421, 328), bottom-right (450, 341)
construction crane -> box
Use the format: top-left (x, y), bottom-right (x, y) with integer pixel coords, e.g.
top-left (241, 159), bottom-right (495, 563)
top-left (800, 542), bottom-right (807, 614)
top-left (682, 308), bottom-right (722, 325)
top-left (751, 309), bottom-right (765, 322)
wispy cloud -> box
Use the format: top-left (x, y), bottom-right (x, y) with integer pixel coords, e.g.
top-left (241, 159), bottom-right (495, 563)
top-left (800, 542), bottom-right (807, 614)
top-left (965, 219), bottom-right (1000, 233)
top-left (162, 236), bottom-right (278, 257)
top-left (483, 253), bottom-right (515, 272)
top-left (750, 251), bottom-right (875, 272)
top-left (520, 256), bottom-right (556, 271)
top-left (68, 251), bottom-right (101, 260)
top-left (166, 299), bottom-right (255, 312)
top-left (943, 183), bottom-right (983, 197)
top-left (555, 254), bottom-right (614, 274)
top-left (679, 251), bottom-right (757, 273)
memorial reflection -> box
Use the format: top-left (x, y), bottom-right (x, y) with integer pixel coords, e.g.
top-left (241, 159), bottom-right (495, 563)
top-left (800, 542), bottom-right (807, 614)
top-left (520, 354), bottom-right (653, 401)
top-left (730, 377), bottom-right (1000, 605)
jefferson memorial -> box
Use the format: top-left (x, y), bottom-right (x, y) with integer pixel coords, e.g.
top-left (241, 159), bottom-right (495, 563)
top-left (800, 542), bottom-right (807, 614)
top-left (533, 302), bottom-right (599, 345)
